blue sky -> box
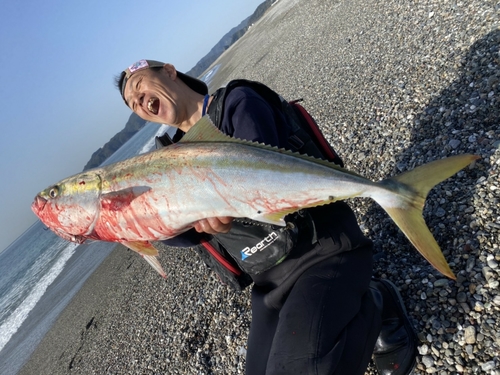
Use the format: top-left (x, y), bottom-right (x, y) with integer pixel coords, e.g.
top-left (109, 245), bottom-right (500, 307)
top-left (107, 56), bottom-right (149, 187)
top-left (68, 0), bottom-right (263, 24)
top-left (0, 0), bottom-right (265, 252)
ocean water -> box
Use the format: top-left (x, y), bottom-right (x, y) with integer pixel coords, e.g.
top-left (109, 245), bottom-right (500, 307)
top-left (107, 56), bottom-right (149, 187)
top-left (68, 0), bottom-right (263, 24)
top-left (0, 121), bottom-right (172, 375)
top-left (199, 64), bottom-right (220, 88)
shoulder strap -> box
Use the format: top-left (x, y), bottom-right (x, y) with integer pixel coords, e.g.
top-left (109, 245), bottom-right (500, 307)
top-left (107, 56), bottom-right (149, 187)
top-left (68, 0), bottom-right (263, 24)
top-left (206, 86), bottom-right (226, 129)
top-left (288, 100), bottom-right (344, 167)
top-left (207, 79), bottom-right (283, 129)
top-left (208, 79), bottom-right (344, 166)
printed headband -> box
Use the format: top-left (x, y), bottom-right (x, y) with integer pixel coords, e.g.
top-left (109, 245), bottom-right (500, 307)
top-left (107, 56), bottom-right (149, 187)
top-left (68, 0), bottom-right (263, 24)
top-left (119, 59), bottom-right (208, 104)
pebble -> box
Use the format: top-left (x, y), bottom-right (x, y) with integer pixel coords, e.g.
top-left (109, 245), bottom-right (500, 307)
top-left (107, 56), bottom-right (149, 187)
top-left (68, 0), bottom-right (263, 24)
top-left (464, 326), bottom-right (477, 344)
top-left (433, 279), bottom-right (449, 288)
top-left (419, 344), bottom-right (429, 355)
top-left (487, 258), bottom-right (498, 269)
top-left (481, 361), bottom-right (496, 372)
top-left (422, 355), bottom-right (435, 368)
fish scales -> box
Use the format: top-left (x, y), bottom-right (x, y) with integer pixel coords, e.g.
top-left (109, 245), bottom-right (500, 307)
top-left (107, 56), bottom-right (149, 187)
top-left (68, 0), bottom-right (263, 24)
top-left (93, 142), bottom-right (374, 242)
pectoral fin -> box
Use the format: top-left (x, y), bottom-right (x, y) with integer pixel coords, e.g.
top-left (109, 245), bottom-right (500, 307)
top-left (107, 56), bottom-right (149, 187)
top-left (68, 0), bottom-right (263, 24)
top-left (122, 241), bottom-right (166, 278)
top-left (101, 186), bottom-right (151, 211)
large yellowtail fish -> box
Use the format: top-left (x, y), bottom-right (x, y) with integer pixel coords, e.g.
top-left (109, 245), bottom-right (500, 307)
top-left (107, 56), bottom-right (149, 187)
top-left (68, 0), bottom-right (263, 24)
top-left (32, 116), bottom-right (478, 279)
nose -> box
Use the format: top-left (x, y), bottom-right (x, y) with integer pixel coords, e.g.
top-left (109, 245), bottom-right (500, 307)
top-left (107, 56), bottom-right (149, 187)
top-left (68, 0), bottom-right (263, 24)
top-left (130, 92), bottom-right (144, 109)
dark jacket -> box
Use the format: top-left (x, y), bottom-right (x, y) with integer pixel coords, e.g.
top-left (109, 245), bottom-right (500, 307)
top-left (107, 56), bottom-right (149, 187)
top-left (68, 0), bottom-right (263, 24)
top-left (159, 80), bottom-right (371, 298)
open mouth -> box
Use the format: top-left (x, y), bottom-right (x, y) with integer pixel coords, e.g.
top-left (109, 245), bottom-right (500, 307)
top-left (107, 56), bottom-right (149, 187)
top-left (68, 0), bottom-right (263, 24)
top-left (147, 98), bottom-right (159, 115)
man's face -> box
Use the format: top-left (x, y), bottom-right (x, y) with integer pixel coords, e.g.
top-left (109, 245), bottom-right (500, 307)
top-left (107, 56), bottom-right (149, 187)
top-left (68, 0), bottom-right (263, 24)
top-left (123, 66), bottom-right (179, 125)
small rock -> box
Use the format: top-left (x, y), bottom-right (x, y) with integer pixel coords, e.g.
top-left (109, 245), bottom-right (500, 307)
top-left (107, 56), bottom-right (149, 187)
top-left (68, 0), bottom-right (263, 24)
top-left (481, 361), bottom-right (496, 372)
top-left (433, 279), bottom-right (449, 287)
top-left (419, 344), bottom-right (429, 355)
top-left (456, 292), bottom-right (467, 303)
top-left (487, 259), bottom-right (498, 269)
top-left (435, 208), bottom-right (446, 217)
top-left (464, 326), bottom-right (476, 344)
top-left (422, 355), bottom-right (434, 368)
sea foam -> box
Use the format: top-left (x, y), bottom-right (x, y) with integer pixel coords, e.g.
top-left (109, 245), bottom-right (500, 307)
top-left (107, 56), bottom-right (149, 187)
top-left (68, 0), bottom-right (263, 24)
top-left (0, 242), bottom-right (78, 352)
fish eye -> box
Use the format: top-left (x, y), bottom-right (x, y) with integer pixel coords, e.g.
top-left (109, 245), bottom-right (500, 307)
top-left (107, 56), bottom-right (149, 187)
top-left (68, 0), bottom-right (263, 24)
top-left (49, 186), bottom-right (59, 199)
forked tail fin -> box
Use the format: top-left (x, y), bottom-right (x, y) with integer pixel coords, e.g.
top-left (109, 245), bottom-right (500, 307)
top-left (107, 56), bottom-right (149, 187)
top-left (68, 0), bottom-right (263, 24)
top-left (379, 154), bottom-right (479, 279)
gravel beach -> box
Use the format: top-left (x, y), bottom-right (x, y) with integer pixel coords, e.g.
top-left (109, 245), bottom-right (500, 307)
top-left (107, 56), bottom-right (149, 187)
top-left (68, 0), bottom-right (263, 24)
top-left (20, 0), bottom-right (499, 374)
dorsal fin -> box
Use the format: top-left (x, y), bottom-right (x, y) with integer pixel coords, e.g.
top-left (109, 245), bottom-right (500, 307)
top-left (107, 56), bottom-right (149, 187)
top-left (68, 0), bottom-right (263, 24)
top-left (179, 116), bottom-right (233, 143)
top-left (180, 115), bottom-right (362, 178)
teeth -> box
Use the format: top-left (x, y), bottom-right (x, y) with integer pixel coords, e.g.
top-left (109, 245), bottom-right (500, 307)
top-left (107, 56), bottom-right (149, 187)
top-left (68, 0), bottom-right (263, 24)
top-left (147, 98), bottom-right (157, 114)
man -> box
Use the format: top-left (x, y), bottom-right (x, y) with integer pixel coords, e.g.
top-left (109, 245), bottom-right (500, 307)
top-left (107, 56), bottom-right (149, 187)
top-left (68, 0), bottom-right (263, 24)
top-left (117, 59), bottom-right (418, 375)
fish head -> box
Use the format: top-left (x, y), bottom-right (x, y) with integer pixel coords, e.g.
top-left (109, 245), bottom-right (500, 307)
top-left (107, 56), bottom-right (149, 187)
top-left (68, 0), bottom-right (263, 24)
top-left (31, 172), bottom-right (102, 243)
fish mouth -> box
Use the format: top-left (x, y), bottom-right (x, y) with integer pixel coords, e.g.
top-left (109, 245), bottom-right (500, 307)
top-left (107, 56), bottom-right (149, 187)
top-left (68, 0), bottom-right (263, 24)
top-left (31, 195), bottom-right (47, 215)
top-left (147, 98), bottom-right (159, 115)
top-left (51, 228), bottom-right (87, 244)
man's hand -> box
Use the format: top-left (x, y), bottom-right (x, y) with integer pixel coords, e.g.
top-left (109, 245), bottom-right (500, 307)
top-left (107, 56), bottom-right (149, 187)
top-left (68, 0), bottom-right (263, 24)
top-left (193, 217), bottom-right (233, 234)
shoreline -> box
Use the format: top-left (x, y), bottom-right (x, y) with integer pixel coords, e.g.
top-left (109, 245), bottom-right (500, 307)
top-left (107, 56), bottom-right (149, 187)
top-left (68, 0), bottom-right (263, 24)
top-left (20, 0), bottom-right (499, 374)
top-left (20, 242), bottom-right (253, 375)
top-left (18, 245), bottom-right (135, 375)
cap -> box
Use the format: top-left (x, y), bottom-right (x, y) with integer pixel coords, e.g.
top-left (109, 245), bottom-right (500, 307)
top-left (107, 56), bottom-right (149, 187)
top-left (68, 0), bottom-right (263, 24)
top-left (119, 59), bottom-right (208, 104)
